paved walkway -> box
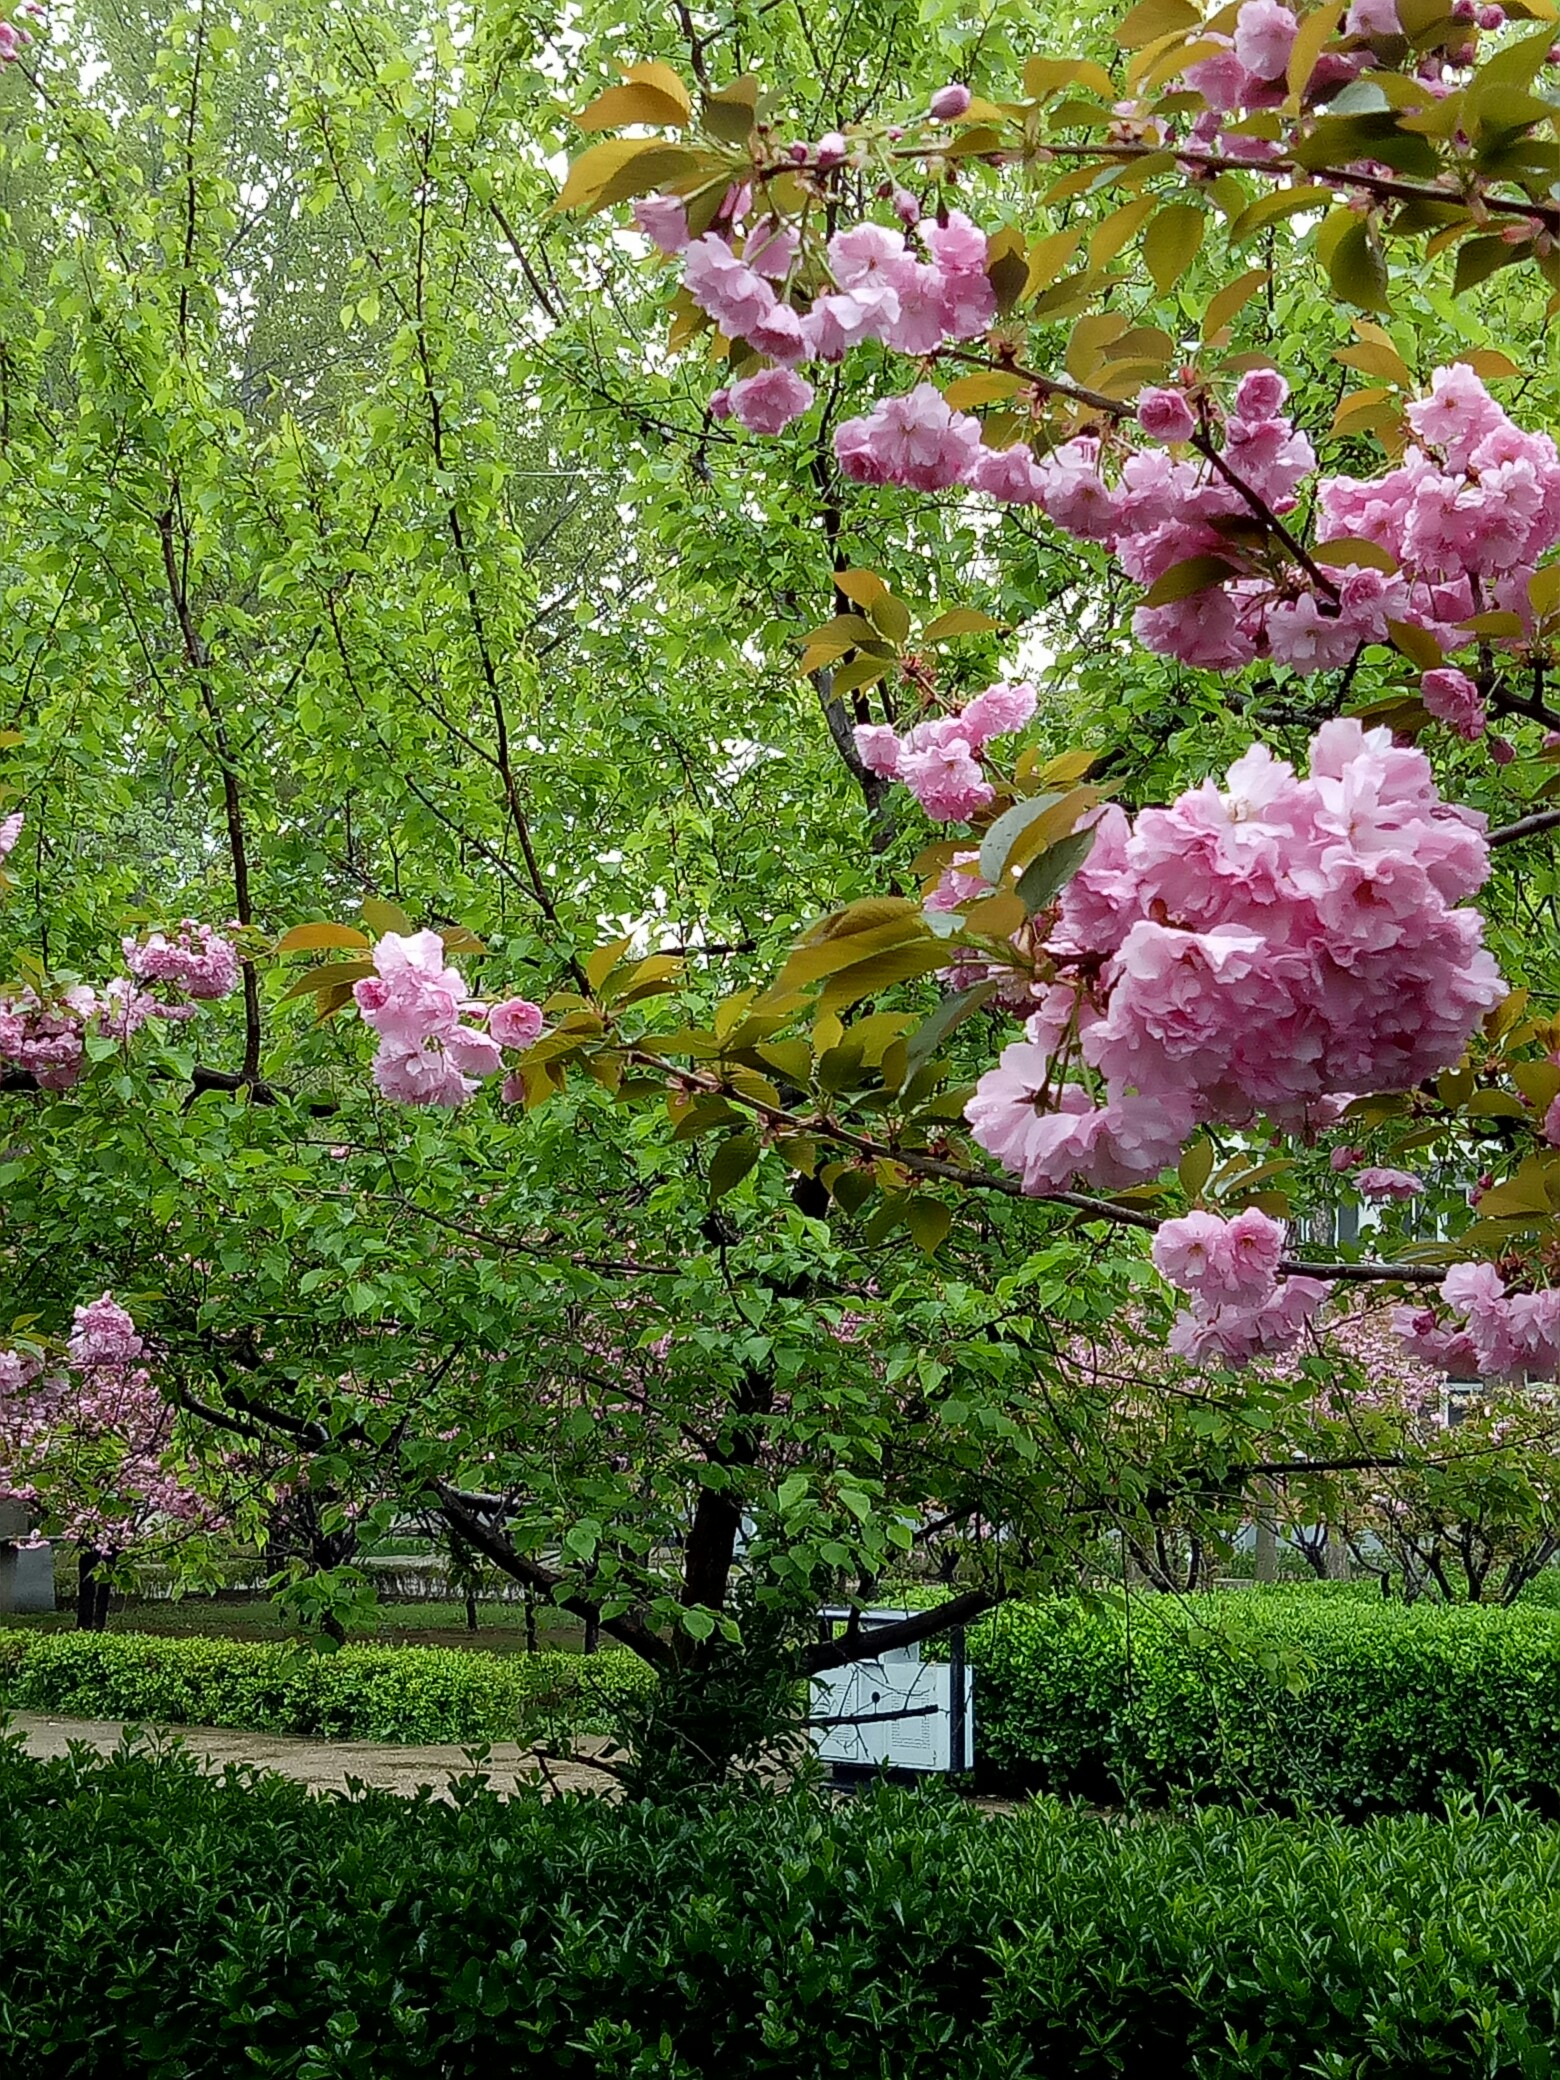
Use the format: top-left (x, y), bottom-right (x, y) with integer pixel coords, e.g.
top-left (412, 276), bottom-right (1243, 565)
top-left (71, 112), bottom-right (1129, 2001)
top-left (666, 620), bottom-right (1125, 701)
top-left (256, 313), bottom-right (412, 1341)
top-left (6, 1712), bottom-right (619, 1799)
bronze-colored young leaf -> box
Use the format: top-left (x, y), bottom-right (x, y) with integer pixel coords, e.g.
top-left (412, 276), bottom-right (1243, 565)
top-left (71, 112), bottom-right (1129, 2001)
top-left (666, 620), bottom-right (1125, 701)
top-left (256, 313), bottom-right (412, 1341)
top-left (1115, 0), bottom-right (1201, 49)
top-left (922, 607), bottom-right (1003, 642)
top-left (1142, 554), bottom-right (1236, 607)
top-left (273, 922), bottom-right (371, 954)
top-left (281, 958), bottom-right (375, 1001)
top-left (360, 898), bottom-right (414, 938)
top-left (1142, 202), bottom-right (1205, 294)
top-left (574, 81), bottom-right (690, 132)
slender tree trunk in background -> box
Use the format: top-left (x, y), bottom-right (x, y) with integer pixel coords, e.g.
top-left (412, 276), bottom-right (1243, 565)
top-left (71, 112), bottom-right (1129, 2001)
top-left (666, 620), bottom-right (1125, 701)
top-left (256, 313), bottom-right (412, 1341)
top-left (76, 1549), bottom-right (109, 1632)
top-left (1255, 1515), bottom-right (1278, 1584)
top-left (465, 1590), bottom-right (478, 1632)
top-left (1325, 1527), bottom-right (1351, 1580)
top-left (524, 1586), bottom-right (538, 1654)
top-left (583, 1610), bottom-right (600, 1655)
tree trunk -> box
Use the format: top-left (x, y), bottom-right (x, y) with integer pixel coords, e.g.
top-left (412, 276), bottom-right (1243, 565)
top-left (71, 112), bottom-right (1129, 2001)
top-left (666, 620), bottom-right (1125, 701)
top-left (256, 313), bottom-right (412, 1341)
top-left (464, 1590), bottom-right (478, 1632)
top-left (524, 1586), bottom-right (538, 1654)
top-left (1254, 1515), bottom-right (1278, 1584)
top-left (76, 1549), bottom-right (109, 1632)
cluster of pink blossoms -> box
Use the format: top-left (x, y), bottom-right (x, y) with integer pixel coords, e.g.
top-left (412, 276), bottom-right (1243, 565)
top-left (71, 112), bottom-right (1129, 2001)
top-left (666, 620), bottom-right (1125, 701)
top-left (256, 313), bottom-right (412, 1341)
top-left (1180, 0), bottom-right (1515, 142)
top-left (123, 921), bottom-right (239, 1001)
top-left (0, 1294), bottom-right (219, 1547)
top-left (353, 930), bottom-right (543, 1108)
top-left (1030, 361), bottom-right (1560, 680)
top-left (1150, 1208), bottom-right (1330, 1364)
top-left (965, 720), bottom-right (1501, 1197)
top-left (1395, 1263), bottom-right (1560, 1384)
top-left (0, 852), bottom-right (241, 1088)
top-left (852, 680), bottom-right (1036, 821)
top-left (636, 188), bottom-right (1000, 437)
top-left (0, 2), bottom-right (43, 65)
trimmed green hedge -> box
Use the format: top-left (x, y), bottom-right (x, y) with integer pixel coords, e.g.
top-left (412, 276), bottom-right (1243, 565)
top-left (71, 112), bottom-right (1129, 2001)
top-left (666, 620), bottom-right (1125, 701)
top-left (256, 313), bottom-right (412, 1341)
top-left (13, 1598), bottom-right (1560, 1817)
top-left (0, 1630), bottom-right (652, 1743)
top-left (971, 1597), bottom-right (1560, 1814)
top-left (6, 1741), bottom-right (1560, 2076)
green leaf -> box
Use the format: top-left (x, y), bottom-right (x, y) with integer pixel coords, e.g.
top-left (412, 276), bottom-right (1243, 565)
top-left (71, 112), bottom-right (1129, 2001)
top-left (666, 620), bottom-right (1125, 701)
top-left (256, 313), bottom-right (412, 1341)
top-left (905, 1198), bottom-right (953, 1256)
top-left (978, 792), bottom-right (1062, 887)
top-left (708, 1129), bottom-right (761, 1201)
top-left (1015, 824), bottom-right (1098, 915)
top-left (1325, 217), bottom-right (1390, 313)
top-left (1142, 555), bottom-right (1236, 608)
top-left (901, 980), bottom-right (999, 1087)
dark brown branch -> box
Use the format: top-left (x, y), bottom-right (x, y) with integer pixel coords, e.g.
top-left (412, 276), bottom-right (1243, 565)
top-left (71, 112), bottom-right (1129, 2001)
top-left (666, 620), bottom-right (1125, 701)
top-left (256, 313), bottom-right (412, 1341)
top-left (156, 504), bottom-right (263, 1081)
top-left (1490, 806), bottom-right (1560, 847)
top-left (433, 1479), bottom-right (672, 1668)
top-left (803, 1588), bottom-right (999, 1673)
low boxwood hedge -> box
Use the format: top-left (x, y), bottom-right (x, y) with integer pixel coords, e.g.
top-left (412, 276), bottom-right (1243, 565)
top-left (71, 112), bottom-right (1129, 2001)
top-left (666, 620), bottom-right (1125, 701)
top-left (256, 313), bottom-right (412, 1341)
top-left (4, 1739), bottom-right (1560, 2077)
top-left (0, 1629), bottom-right (652, 1743)
top-left (12, 1595), bottom-right (1560, 1818)
top-left (970, 1595), bottom-right (1560, 1814)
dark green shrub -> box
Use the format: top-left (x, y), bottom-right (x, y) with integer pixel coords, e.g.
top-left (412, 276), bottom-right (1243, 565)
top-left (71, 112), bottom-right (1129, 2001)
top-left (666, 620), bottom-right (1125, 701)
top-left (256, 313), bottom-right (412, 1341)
top-left (969, 1596), bottom-right (1560, 1814)
top-left (5, 1738), bottom-right (1560, 2077)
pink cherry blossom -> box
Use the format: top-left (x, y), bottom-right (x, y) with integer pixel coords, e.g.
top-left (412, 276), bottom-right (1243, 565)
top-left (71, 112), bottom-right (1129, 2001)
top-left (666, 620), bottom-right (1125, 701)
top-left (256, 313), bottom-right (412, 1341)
top-left (853, 722), bottom-right (902, 777)
top-left (1355, 1166), bottom-right (1423, 1199)
top-left (1233, 0), bottom-right (1299, 78)
top-left (681, 234), bottom-right (776, 339)
top-left (488, 996), bottom-right (545, 1049)
top-left (1420, 667), bottom-right (1486, 739)
top-left (929, 82), bottom-right (972, 119)
top-left (123, 921), bottom-right (239, 1001)
top-left (630, 195), bottom-right (689, 254)
top-left (959, 680), bottom-right (1036, 746)
top-left (1139, 388), bottom-right (1196, 443)
top-left (67, 1294), bottom-right (143, 1369)
top-left (729, 367), bottom-right (814, 433)
top-left (897, 727), bottom-right (993, 821)
top-left (833, 384), bottom-right (983, 491)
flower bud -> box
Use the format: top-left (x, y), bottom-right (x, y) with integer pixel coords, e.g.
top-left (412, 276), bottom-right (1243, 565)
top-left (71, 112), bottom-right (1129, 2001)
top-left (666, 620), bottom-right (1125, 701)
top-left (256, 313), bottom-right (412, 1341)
top-left (708, 387), bottom-right (734, 420)
top-left (929, 82), bottom-right (972, 119)
top-left (814, 131), bottom-right (847, 169)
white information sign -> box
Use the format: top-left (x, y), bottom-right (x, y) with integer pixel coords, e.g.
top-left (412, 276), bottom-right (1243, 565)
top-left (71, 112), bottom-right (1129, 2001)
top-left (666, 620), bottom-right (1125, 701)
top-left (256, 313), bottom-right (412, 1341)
top-left (810, 1658), bottom-right (973, 1773)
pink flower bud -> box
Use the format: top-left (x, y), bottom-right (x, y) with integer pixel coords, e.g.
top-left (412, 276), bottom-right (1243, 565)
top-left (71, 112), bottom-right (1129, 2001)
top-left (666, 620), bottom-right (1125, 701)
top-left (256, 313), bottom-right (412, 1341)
top-left (929, 82), bottom-right (973, 120)
top-left (708, 387), bottom-right (734, 420)
top-left (892, 185), bottom-right (920, 224)
top-left (788, 140), bottom-right (809, 163)
top-left (814, 131), bottom-right (847, 169)
top-left (1477, 3), bottom-right (1504, 24)
top-left (1490, 734), bottom-right (1516, 764)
